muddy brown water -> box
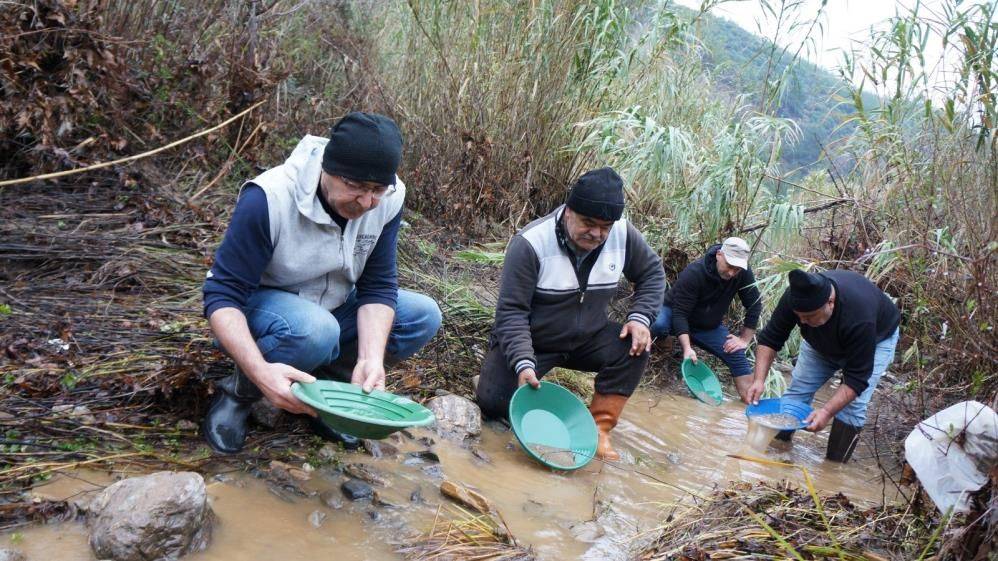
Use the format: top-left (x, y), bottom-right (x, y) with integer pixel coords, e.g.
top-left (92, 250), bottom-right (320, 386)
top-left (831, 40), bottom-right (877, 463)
top-left (4, 389), bottom-right (890, 560)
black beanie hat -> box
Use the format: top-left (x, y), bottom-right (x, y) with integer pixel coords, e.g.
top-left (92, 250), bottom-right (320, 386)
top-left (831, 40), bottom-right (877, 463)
top-left (788, 269), bottom-right (832, 312)
top-left (322, 112), bottom-right (402, 186)
top-left (565, 167), bottom-right (625, 222)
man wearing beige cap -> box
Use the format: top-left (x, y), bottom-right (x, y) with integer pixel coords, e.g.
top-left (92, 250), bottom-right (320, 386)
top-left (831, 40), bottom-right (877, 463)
top-left (650, 237), bottom-right (762, 401)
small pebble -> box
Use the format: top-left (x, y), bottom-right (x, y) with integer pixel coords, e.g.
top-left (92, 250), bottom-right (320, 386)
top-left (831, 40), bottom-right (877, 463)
top-left (470, 447), bottom-right (492, 463)
top-left (308, 510), bottom-right (327, 528)
top-left (403, 450), bottom-right (440, 465)
top-left (421, 465), bottom-right (443, 479)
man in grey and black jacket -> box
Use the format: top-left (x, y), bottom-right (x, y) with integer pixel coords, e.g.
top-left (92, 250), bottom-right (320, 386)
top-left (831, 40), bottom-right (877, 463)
top-left (476, 168), bottom-right (666, 461)
top-left (201, 112), bottom-right (442, 454)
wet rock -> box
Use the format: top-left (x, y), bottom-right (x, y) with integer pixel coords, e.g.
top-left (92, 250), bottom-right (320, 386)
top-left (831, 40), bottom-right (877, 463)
top-left (308, 510), bottom-right (327, 528)
top-left (362, 439), bottom-right (399, 459)
top-left (251, 399), bottom-right (284, 428)
top-left (417, 436), bottom-right (436, 447)
top-left (522, 499), bottom-right (547, 517)
top-left (470, 447), bottom-right (492, 463)
top-left (421, 465), bottom-right (444, 479)
top-left (410, 487), bottom-right (424, 504)
top-left (403, 450), bottom-right (440, 465)
top-left (484, 419), bottom-right (511, 433)
top-left (439, 480), bottom-right (494, 514)
top-left (87, 471), bottom-right (213, 561)
top-left (266, 482), bottom-right (297, 503)
top-left (399, 430), bottom-right (415, 440)
top-left (367, 510), bottom-right (381, 521)
top-left (344, 463), bottom-right (390, 487)
top-left (318, 443), bottom-right (339, 461)
top-left (341, 479), bottom-right (374, 501)
top-left (569, 520), bottom-right (605, 542)
top-left (373, 491), bottom-right (399, 508)
top-left (0, 549), bottom-right (25, 561)
top-left (319, 490), bottom-right (344, 509)
top-left (270, 460), bottom-right (311, 482)
top-left (426, 395), bottom-right (482, 441)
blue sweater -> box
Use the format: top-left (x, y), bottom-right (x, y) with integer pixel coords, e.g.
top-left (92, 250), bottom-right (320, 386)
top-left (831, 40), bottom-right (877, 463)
top-left (203, 184), bottom-right (402, 318)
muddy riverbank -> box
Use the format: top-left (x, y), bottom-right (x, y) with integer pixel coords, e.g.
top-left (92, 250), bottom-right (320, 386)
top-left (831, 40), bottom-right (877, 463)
top-left (2, 387), bottom-right (890, 561)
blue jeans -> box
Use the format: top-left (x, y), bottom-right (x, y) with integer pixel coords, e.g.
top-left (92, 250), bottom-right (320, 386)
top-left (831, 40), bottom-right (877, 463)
top-left (241, 288), bottom-right (442, 373)
top-left (783, 327), bottom-right (900, 427)
top-left (649, 305), bottom-right (753, 377)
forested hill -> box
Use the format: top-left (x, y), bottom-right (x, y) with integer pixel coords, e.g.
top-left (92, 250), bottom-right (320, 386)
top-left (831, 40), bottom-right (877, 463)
top-left (679, 6), bottom-right (880, 174)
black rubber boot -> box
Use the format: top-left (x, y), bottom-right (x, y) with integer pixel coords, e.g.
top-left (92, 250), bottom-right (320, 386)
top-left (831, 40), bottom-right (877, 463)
top-left (203, 369), bottom-right (262, 454)
top-left (306, 416), bottom-right (362, 449)
top-left (826, 418), bottom-right (862, 463)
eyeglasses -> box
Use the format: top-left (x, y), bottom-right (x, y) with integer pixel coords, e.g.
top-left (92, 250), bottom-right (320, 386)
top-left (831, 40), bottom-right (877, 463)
top-left (338, 176), bottom-right (396, 200)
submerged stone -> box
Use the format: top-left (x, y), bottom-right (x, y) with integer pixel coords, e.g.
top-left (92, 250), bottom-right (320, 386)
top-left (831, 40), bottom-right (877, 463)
top-left (344, 463), bottom-right (390, 487)
top-left (403, 450), bottom-right (440, 465)
top-left (319, 490), bottom-right (344, 509)
top-left (308, 510), bottom-right (327, 528)
top-left (0, 550), bottom-right (26, 561)
top-left (341, 479), bottom-right (374, 501)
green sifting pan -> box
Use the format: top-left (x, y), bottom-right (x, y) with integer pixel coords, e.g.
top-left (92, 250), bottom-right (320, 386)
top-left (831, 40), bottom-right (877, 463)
top-left (681, 358), bottom-right (724, 406)
top-left (291, 380), bottom-right (435, 440)
top-left (509, 381), bottom-right (598, 471)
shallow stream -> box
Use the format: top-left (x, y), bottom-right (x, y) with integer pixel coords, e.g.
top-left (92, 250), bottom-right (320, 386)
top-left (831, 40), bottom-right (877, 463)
top-left (4, 388), bottom-right (889, 560)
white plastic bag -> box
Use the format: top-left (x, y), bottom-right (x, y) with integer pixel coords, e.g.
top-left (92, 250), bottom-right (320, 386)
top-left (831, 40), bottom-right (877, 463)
top-left (903, 400), bottom-right (997, 514)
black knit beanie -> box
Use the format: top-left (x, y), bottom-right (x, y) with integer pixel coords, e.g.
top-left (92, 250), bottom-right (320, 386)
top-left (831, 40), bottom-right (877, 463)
top-left (565, 167), bottom-right (625, 221)
top-left (321, 112), bottom-right (402, 186)
top-left (788, 269), bottom-right (832, 312)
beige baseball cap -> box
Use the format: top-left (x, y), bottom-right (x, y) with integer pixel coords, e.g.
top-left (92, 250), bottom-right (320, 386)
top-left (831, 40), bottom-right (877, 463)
top-left (720, 237), bottom-right (750, 269)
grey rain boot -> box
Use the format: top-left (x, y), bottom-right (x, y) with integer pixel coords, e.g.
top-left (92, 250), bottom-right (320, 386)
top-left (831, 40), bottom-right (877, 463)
top-left (825, 418), bottom-right (862, 463)
top-left (203, 368), bottom-right (263, 454)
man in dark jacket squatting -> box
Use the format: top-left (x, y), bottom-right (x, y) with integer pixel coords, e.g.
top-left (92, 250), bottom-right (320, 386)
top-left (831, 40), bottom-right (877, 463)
top-left (746, 269), bottom-right (901, 462)
top-left (475, 167), bottom-right (666, 461)
top-left (649, 237), bottom-right (762, 402)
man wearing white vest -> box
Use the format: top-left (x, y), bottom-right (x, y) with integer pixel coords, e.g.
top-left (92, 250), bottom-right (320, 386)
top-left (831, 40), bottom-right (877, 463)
top-left (476, 168), bottom-right (666, 461)
top-left (201, 112), bottom-right (442, 454)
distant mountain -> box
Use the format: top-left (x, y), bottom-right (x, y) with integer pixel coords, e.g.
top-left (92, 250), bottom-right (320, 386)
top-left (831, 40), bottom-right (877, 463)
top-left (676, 6), bottom-right (879, 175)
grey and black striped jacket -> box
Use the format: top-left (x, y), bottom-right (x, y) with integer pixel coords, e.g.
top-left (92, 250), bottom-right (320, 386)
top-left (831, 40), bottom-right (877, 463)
top-left (492, 205), bottom-right (666, 374)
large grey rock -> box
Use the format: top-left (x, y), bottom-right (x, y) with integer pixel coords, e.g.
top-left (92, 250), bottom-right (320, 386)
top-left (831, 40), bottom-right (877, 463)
top-left (87, 471), bottom-right (213, 561)
top-left (426, 395), bottom-right (482, 440)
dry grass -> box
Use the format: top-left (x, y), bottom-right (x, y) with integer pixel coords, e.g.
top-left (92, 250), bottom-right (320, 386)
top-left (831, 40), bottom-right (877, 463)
top-left (397, 505), bottom-right (534, 561)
